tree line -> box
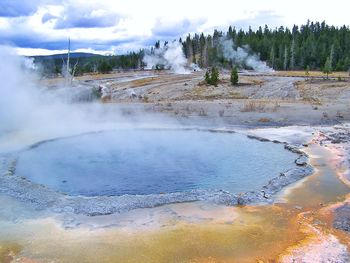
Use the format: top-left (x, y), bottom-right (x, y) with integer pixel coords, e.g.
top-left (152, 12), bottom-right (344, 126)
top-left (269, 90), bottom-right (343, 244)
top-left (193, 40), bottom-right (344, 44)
top-left (181, 21), bottom-right (350, 71)
top-left (34, 21), bottom-right (350, 77)
top-left (34, 51), bottom-right (143, 77)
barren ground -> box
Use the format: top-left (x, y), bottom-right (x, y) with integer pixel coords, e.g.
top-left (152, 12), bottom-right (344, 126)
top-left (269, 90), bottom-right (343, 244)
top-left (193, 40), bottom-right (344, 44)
top-left (44, 70), bottom-right (350, 127)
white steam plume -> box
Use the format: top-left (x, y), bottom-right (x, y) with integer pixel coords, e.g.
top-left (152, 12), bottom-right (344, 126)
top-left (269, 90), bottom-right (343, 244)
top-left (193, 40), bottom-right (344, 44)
top-left (23, 57), bottom-right (38, 71)
top-left (220, 39), bottom-right (273, 73)
top-left (0, 47), bottom-right (112, 146)
top-left (0, 46), bottom-right (180, 152)
top-left (143, 41), bottom-right (196, 74)
top-left (0, 47), bottom-right (41, 133)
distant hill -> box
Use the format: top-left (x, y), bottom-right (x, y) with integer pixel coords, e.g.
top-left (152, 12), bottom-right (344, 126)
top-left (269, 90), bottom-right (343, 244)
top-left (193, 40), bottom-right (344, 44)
top-left (31, 52), bottom-right (102, 60)
top-left (30, 51), bottom-right (142, 77)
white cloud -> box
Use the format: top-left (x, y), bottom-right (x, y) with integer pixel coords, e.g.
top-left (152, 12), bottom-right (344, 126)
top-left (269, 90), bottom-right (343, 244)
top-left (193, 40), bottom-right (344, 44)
top-left (15, 47), bottom-right (67, 56)
top-left (0, 0), bottom-right (349, 55)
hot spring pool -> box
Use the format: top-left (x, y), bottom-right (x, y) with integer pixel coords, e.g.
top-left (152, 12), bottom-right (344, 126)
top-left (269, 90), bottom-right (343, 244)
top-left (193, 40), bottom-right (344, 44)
top-left (15, 129), bottom-right (298, 197)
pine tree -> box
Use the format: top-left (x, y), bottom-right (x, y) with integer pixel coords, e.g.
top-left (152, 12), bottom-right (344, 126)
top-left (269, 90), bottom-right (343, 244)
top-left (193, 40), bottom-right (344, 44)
top-left (199, 33), bottom-right (208, 68)
top-left (230, 67), bottom-right (239, 85)
top-left (290, 38), bottom-right (295, 69)
top-left (204, 67), bottom-right (219, 86)
top-left (283, 45), bottom-right (288, 70)
top-left (205, 69), bottom-right (211, 84)
top-left (155, 41), bottom-right (160, 49)
top-left (228, 26), bottom-right (233, 39)
top-left (211, 67), bottom-right (219, 86)
top-left (185, 35), bottom-right (193, 64)
top-left (323, 57), bottom-right (332, 79)
top-left (330, 44), bottom-right (335, 68)
top-left (269, 47), bottom-right (275, 69)
top-left (98, 60), bottom-right (112, 73)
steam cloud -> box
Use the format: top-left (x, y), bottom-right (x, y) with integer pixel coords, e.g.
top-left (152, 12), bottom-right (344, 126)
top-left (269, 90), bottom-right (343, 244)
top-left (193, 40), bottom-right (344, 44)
top-left (0, 47), bottom-right (177, 152)
top-left (143, 41), bottom-right (193, 74)
top-left (220, 39), bottom-right (273, 73)
top-left (0, 47), bottom-right (40, 133)
top-left (0, 47), bottom-right (110, 148)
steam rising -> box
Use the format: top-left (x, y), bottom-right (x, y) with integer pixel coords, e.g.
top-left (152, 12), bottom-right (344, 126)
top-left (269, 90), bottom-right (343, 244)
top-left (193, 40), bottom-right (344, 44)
top-left (220, 39), bottom-right (273, 72)
top-left (0, 47), bottom-right (180, 153)
top-left (143, 41), bottom-right (191, 74)
top-left (23, 57), bottom-right (38, 71)
top-left (0, 46), bottom-right (77, 136)
top-left (0, 47), bottom-right (40, 133)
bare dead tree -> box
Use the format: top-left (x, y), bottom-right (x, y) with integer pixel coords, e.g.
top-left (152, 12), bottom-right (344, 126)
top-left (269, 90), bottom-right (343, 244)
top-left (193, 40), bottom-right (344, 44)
top-left (60, 37), bottom-right (79, 86)
top-left (67, 37), bottom-right (70, 80)
top-left (70, 59), bottom-right (79, 85)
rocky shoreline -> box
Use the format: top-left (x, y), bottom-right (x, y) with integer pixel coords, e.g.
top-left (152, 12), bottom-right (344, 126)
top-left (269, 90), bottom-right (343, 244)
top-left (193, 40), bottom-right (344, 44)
top-left (315, 126), bottom-right (350, 233)
top-left (0, 128), bottom-right (313, 216)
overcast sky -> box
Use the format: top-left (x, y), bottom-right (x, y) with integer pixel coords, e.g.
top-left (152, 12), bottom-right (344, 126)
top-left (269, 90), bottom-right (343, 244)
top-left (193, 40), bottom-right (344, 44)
top-left (0, 0), bottom-right (349, 56)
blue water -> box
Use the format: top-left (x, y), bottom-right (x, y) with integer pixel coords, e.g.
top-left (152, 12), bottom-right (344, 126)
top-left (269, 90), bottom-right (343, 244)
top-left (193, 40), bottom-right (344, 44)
top-left (15, 129), bottom-right (297, 197)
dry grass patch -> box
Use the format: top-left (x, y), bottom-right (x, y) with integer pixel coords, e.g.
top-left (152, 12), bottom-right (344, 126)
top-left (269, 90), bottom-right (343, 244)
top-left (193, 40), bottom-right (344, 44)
top-left (273, 70), bottom-right (350, 78)
top-left (240, 100), bottom-right (280, 112)
top-left (130, 77), bottom-right (157, 88)
top-left (75, 72), bottom-right (122, 81)
top-left (303, 97), bottom-right (323, 105)
top-left (246, 77), bottom-right (265, 86)
top-left (295, 80), bottom-right (341, 105)
top-left (258, 117), bottom-right (271, 123)
top-left (101, 94), bottom-right (111, 103)
top-left (240, 100), bottom-right (266, 112)
top-left (184, 83), bottom-right (249, 101)
top-left (227, 91), bottom-right (248, 99)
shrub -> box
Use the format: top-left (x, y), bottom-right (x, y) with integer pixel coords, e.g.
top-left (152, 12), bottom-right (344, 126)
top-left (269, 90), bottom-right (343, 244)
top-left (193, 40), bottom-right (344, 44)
top-left (230, 67), bottom-right (239, 85)
top-left (98, 60), bottom-right (112, 73)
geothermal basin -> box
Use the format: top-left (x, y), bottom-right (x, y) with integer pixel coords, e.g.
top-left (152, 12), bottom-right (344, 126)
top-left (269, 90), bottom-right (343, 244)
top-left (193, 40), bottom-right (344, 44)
top-left (14, 129), bottom-right (298, 198)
